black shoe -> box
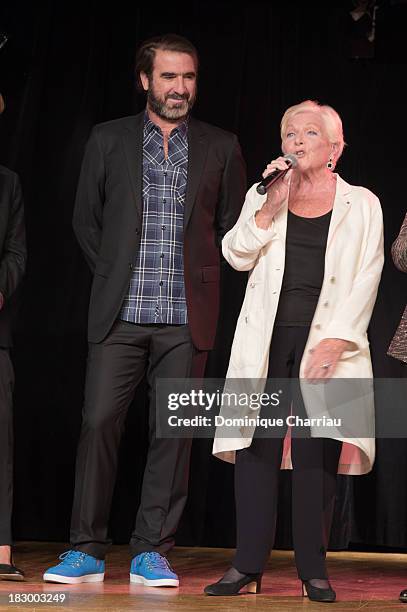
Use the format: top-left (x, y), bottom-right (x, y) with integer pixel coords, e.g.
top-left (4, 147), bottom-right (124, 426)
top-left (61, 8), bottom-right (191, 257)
top-left (302, 579), bottom-right (336, 603)
top-left (400, 589), bottom-right (407, 602)
top-left (0, 560), bottom-right (25, 582)
top-left (204, 567), bottom-right (262, 596)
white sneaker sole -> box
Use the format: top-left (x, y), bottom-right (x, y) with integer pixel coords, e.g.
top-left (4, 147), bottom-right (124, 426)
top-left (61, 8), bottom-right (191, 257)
top-left (43, 572), bottom-right (105, 584)
top-left (130, 574), bottom-right (179, 587)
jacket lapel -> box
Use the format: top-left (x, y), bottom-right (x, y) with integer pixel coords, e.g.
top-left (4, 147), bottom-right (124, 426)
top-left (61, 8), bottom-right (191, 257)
top-left (184, 118), bottom-right (208, 229)
top-left (121, 114), bottom-right (208, 227)
top-left (121, 113), bottom-right (144, 221)
top-left (326, 174), bottom-right (353, 249)
top-left (271, 172), bottom-right (292, 244)
top-left (273, 198), bottom-right (289, 245)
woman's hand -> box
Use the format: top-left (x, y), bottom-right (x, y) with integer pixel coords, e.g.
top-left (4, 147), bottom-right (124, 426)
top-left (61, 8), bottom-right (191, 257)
top-left (304, 338), bottom-right (354, 383)
top-left (255, 157), bottom-right (291, 229)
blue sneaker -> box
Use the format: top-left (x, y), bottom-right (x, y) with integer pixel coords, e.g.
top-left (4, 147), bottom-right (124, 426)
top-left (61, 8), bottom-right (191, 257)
top-left (130, 552), bottom-right (179, 587)
top-left (43, 550), bottom-right (105, 584)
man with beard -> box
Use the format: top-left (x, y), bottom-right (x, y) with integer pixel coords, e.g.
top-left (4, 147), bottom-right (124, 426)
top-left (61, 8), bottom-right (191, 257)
top-left (43, 34), bottom-right (246, 586)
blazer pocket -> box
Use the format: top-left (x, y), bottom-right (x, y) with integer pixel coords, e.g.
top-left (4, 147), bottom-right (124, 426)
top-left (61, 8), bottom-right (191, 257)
top-left (94, 258), bottom-right (112, 278)
top-left (202, 265), bottom-right (220, 283)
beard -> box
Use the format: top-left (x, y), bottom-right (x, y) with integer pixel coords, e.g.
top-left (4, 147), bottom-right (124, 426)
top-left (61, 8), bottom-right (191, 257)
top-left (147, 86), bottom-right (196, 121)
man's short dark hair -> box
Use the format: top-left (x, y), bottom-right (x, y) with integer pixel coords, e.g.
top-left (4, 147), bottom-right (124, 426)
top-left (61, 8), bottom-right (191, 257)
top-left (135, 33), bottom-right (199, 91)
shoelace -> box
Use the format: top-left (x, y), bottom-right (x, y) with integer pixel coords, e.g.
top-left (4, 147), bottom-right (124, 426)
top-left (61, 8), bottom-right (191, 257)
top-left (143, 552), bottom-right (173, 571)
top-left (59, 550), bottom-right (86, 568)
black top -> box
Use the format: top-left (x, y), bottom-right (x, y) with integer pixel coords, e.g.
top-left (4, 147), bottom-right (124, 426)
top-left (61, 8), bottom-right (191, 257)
top-left (274, 209), bottom-right (332, 326)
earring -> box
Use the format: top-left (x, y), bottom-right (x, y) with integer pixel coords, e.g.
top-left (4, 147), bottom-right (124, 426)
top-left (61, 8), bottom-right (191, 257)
top-left (326, 156), bottom-right (334, 170)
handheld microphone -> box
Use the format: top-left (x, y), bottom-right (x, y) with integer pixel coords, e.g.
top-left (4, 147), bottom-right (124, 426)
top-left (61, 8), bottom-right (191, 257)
top-left (256, 154), bottom-right (298, 195)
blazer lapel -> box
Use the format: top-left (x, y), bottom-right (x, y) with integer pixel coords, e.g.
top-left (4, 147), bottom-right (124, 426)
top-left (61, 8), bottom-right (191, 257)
top-left (272, 173), bottom-right (293, 245)
top-left (326, 174), bottom-right (353, 249)
top-left (184, 118), bottom-right (208, 229)
top-left (273, 198), bottom-right (289, 245)
top-left (121, 113), bottom-right (144, 221)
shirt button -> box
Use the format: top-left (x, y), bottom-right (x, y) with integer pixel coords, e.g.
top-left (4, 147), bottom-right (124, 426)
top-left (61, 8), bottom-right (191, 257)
top-left (249, 282), bottom-right (255, 288)
top-left (163, 198), bottom-right (167, 203)
top-left (160, 253), bottom-right (164, 258)
top-left (163, 171), bottom-right (167, 176)
top-left (159, 281), bottom-right (164, 286)
top-left (315, 323), bottom-right (321, 329)
top-left (330, 276), bottom-right (336, 283)
top-left (323, 301), bottom-right (329, 307)
top-left (162, 225), bottom-right (166, 230)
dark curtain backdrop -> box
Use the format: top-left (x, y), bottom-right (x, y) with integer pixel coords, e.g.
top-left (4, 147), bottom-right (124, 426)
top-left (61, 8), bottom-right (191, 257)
top-left (0, 0), bottom-right (406, 551)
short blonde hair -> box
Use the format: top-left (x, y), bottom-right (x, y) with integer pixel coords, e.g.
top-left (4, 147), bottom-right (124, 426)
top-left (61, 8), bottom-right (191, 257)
top-left (280, 100), bottom-right (345, 160)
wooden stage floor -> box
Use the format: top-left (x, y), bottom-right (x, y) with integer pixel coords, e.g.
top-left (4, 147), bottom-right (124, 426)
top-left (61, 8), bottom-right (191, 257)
top-left (0, 542), bottom-right (406, 611)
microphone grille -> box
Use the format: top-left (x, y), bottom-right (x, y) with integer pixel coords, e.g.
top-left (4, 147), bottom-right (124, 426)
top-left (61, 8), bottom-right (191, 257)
top-left (284, 153), bottom-right (298, 168)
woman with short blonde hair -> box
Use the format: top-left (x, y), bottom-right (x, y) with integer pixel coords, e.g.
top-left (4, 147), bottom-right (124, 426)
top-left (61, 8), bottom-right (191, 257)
top-left (281, 99), bottom-right (345, 164)
top-left (205, 100), bottom-right (383, 602)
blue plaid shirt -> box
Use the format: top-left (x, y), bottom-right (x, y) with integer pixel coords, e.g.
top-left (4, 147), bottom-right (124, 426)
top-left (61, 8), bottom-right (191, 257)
top-left (119, 113), bottom-right (188, 324)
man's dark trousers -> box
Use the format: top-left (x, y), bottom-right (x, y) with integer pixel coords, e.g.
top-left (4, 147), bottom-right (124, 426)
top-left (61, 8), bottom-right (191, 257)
top-left (0, 348), bottom-right (14, 545)
top-left (70, 321), bottom-right (201, 559)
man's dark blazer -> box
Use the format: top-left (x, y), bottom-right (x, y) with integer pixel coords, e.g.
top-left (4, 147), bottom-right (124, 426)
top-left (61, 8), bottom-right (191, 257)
top-left (73, 111), bottom-right (247, 350)
top-left (0, 165), bottom-right (26, 347)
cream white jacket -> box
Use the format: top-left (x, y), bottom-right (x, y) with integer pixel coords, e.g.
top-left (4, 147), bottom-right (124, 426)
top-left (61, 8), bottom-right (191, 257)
top-left (213, 174), bottom-right (384, 475)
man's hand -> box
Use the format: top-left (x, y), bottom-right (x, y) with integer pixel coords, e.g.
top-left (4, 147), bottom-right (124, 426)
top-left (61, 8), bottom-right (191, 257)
top-left (304, 338), bottom-right (354, 383)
